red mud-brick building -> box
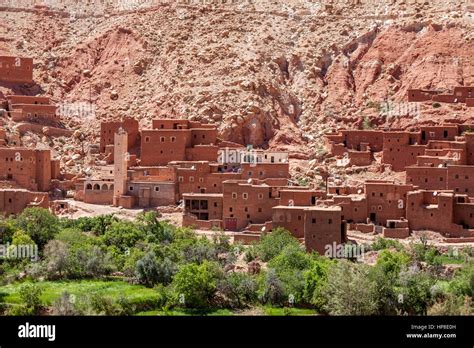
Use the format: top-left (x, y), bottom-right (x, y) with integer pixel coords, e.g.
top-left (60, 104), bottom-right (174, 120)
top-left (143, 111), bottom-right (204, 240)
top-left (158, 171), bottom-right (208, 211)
top-left (5, 95), bottom-right (60, 126)
top-left (407, 87), bottom-right (474, 106)
top-left (0, 148), bottom-right (55, 191)
top-left (407, 190), bottom-right (474, 238)
top-left (272, 205), bottom-right (346, 254)
top-left (0, 189), bottom-right (49, 216)
top-left (140, 120), bottom-right (218, 166)
top-left (86, 119), bottom-right (291, 210)
top-left (100, 118), bottom-right (140, 154)
top-left (0, 56), bottom-right (33, 83)
top-left (183, 193), bottom-right (223, 229)
top-left (365, 181), bottom-right (413, 225)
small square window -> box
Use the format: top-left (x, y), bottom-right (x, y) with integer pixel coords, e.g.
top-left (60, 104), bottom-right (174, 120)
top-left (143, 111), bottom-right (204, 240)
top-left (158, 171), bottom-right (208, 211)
top-left (154, 186), bottom-right (160, 192)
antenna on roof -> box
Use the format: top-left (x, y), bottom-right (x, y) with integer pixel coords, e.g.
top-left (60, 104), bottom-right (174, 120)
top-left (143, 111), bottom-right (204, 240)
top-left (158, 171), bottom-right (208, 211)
top-left (433, 191), bottom-right (438, 196)
top-left (247, 178), bottom-right (252, 184)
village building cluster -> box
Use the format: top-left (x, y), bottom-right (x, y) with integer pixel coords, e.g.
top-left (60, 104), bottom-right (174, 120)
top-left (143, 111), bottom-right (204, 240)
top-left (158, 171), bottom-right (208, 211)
top-left (407, 86), bottom-right (474, 107)
top-left (0, 54), bottom-right (473, 254)
top-left (325, 123), bottom-right (474, 241)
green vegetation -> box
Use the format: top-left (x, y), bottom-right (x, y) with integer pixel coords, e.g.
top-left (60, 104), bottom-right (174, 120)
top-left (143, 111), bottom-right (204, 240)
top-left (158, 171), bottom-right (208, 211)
top-left (0, 208), bottom-right (472, 316)
top-left (362, 116), bottom-right (373, 130)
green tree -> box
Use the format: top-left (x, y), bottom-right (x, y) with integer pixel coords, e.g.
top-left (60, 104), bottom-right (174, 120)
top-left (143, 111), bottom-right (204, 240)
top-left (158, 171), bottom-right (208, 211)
top-left (15, 208), bottom-right (60, 248)
top-left (268, 244), bottom-right (312, 271)
top-left (101, 220), bottom-right (145, 252)
top-left (218, 272), bottom-right (257, 308)
top-left (43, 240), bottom-right (71, 279)
top-left (303, 256), bottom-right (332, 310)
top-left (448, 262), bottom-right (473, 298)
top-left (397, 268), bottom-right (436, 315)
top-left (171, 261), bottom-right (222, 308)
top-left (0, 217), bottom-right (17, 244)
top-left (259, 269), bottom-right (286, 306)
top-left (268, 244), bottom-right (314, 305)
top-left (375, 250), bottom-right (410, 276)
top-left (257, 228), bottom-right (300, 262)
top-left (136, 252), bottom-right (177, 287)
top-left (323, 261), bottom-right (377, 315)
top-left (137, 211), bottom-right (174, 243)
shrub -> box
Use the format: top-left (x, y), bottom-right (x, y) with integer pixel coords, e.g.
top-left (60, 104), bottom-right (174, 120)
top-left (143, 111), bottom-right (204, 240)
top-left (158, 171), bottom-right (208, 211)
top-left (182, 239), bottom-right (218, 264)
top-left (397, 268), bottom-right (436, 315)
top-left (428, 294), bottom-right (472, 316)
top-left (448, 262), bottom-right (473, 297)
top-left (362, 116), bottom-right (373, 130)
top-left (10, 283), bottom-right (44, 315)
top-left (63, 214), bottom-right (118, 235)
top-left (244, 246), bottom-right (258, 263)
top-left (375, 250), bottom-right (411, 276)
top-left (212, 232), bottom-right (232, 254)
top-left (256, 228), bottom-right (300, 262)
top-left (51, 291), bottom-right (78, 315)
top-left (123, 248), bottom-right (146, 277)
top-left (371, 237), bottom-right (404, 251)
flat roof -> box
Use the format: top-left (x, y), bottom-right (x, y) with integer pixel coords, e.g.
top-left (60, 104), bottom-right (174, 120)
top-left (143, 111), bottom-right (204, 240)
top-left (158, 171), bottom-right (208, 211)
top-left (182, 193), bottom-right (223, 198)
top-left (273, 205), bottom-right (341, 211)
top-left (129, 181), bottom-right (175, 185)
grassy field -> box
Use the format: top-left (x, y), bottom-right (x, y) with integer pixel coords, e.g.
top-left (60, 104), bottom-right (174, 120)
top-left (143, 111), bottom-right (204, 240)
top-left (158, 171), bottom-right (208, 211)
top-left (0, 280), bottom-right (160, 306)
top-left (0, 280), bottom-right (316, 316)
top-left (262, 307), bottom-right (317, 316)
top-left (136, 308), bottom-right (234, 316)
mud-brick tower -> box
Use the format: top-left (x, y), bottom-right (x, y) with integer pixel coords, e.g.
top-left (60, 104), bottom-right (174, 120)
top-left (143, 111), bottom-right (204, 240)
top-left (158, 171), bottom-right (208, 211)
top-left (113, 127), bottom-right (128, 206)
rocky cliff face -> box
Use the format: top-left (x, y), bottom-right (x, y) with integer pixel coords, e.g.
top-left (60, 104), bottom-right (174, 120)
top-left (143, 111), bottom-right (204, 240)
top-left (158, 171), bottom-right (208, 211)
top-left (0, 0), bottom-right (472, 164)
